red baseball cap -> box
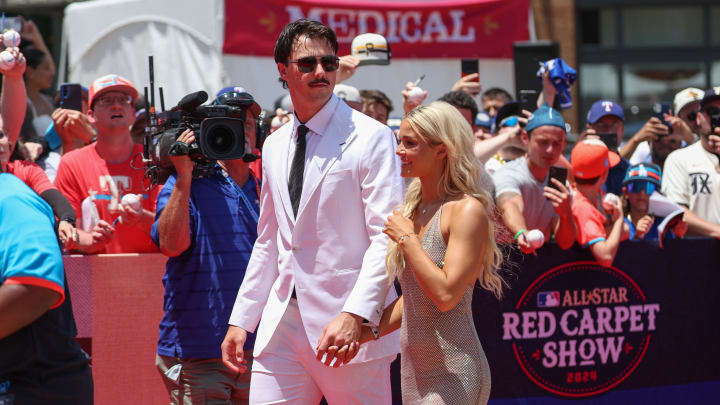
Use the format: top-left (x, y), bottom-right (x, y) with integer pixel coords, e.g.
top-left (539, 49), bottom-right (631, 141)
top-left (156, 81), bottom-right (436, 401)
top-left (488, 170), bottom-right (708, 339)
top-left (571, 139), bottom-right (621, 179)
top-left (88, 74), bottom-right (138, 108)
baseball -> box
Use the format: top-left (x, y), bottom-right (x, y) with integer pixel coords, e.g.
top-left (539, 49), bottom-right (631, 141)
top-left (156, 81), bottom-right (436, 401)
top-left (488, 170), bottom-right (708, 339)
top-left (526, 229), bottom-right (545, 249)
top-left (407, 86), bottom-right (425, 104)
top-left (121, 193), bottom-right (142, 212)
top-left (3, 30), bottom-right (20, 48)
top-left (602, 193), bottom-right (620, 213)
top-left (0, 50), bottom-right (15, 70)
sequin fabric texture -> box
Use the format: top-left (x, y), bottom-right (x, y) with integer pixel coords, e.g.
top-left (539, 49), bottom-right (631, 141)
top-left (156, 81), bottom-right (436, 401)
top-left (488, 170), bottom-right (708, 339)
top-left (399, 205), bottom-right (491, 404)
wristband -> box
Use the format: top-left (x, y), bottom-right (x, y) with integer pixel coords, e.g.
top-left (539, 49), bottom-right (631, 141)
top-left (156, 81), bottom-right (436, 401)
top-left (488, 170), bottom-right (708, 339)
top-left (399, 233), bottom-right (416, 245)
top-left (513, 229), bottom-right (528, 241)
top-left (369, 325), bottom-right (380, 340)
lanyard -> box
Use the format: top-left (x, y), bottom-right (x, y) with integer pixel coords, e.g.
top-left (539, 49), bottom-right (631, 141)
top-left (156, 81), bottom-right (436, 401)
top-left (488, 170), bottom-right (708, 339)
top-left (225, 171), bottom-right (260, 224)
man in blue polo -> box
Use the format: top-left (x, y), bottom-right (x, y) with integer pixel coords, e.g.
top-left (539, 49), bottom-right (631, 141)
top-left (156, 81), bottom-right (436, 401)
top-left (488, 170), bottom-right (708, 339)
top-left (151, 90), bottom-right (261, 404)
top-left (0, 174), bottom-right (93, 404)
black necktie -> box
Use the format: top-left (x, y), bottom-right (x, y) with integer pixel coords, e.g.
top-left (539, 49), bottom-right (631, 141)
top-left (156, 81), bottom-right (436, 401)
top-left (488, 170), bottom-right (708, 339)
top-left (289, 125), bottom-right (309, 217)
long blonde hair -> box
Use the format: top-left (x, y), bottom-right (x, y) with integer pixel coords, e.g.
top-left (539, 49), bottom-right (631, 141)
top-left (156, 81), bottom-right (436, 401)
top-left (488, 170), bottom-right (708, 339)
top-left (386, 101), bottom-right (505, 299)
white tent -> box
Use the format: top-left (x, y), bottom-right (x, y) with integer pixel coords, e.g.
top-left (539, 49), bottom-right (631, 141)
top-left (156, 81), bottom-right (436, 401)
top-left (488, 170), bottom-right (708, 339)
top-left (62, 0), bottom-right (516, 114)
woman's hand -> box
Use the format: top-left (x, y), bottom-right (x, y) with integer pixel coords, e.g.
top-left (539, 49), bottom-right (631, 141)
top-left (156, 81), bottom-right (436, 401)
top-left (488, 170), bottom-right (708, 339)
top-left (383, 209), bottom-right (414, 243)
top-left (634, 215), bottom-right (654, 239)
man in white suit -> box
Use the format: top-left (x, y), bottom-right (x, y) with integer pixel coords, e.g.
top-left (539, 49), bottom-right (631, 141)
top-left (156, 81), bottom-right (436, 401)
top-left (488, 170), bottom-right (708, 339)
top-left (221, 19), bottom-right (402, 404)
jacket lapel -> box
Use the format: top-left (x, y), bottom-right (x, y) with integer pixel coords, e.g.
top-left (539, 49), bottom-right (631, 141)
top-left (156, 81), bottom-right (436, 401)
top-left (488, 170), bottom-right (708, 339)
top-left (296, 102), bottom-right (358, 219)
top-left (275, 125), bottom-right (295, 222)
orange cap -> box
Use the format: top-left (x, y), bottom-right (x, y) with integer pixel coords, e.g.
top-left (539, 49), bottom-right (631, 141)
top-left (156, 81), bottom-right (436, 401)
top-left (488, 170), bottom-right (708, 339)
top-left (571, 139), bottom-right (621, 179)
top-left (88, 74), bottom-right (138, 108)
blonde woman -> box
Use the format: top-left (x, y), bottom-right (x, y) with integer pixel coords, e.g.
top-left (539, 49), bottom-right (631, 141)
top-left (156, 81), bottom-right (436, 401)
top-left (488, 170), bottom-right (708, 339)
top-left (358, 101), bottom-right (504, 404)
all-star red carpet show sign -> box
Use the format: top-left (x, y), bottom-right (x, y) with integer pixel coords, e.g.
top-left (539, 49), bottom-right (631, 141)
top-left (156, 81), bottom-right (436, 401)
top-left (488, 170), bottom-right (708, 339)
top-left (502, 262), bottom-right (659, 398)
top-left (471, 240), bottom-right (720, 403)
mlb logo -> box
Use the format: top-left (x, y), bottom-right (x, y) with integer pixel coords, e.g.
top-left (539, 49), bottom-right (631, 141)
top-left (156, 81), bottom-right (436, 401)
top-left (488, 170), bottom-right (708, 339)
top-left (537, 291), bottom-right (560, 307)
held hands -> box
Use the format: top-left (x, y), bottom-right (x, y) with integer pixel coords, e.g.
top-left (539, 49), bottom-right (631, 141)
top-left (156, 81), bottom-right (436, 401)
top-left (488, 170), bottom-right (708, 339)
top-left (402, 82), bottom-right (427, 114)
top-left (0, 46), bottom-right (26, 78)
top-left (221, 326), bottom-right (249, 373)
top-left (633, 117), bottom-right (669, 144)
top-left (116, 196), bottom-right (145, 227)
top-left (383, 209), bottom-right (415, 243)
top-left (316, 312), bottom-right (362, 368)
top-left (57, 220), bottom-right (79, 249)
top-left (52, 108), bottom-right (95, 145)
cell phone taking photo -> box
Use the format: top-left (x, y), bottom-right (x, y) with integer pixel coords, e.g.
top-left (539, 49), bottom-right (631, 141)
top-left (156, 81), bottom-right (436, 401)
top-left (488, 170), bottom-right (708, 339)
top-left (547, 166), bottom-right (568, 191)
top-left (597, 133), bottom-right (619, 151)
top-left (59, 83), bottom-right (83, 112)
top-left (519, 89), bottom-right (538, 114)
top-left (461, 59), bottom-right (479, 82)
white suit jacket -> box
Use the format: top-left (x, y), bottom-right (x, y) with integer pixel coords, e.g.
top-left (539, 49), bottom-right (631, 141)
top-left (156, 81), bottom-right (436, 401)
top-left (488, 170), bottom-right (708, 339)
top-left (228, 95), bottom-right (403, 363)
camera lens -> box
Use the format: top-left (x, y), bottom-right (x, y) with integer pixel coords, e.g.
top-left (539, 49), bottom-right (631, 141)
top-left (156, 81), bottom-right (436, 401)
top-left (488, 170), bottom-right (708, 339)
top-left (206, 125), bottom-right (235, 155)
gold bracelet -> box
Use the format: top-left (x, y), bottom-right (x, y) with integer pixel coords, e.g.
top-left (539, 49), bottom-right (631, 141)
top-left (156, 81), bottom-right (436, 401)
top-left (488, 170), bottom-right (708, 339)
top-left (399, 233), bottom-right (416, 245)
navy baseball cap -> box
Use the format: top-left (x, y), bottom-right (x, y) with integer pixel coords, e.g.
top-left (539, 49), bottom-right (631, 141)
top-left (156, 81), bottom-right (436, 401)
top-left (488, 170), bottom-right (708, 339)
top-left (587, 100), bottom-right (625, 124)
top-left (217, 86), bottom-right (247, 97)
top-left (701, 86), bottom-right (720, 108)
top-left (475, 111), bottom-right (492, 128)
top-left (526, 105), bottom-right (566, 133)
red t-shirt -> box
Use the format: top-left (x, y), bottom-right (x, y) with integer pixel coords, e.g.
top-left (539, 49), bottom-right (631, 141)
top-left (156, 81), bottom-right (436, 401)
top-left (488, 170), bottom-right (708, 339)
top-left (6, 160), bottom-right (55, 195)
top-left (571, 188), bottom-right (609, 248)
top-left (54, 143), bottom-right (161, 254)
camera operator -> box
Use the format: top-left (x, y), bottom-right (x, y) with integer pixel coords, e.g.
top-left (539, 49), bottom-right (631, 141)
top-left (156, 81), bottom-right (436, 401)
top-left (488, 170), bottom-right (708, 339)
top-left (662, 87), bottom-right (720, 238)
top-left (151, 96), bottom-right (261, 403)
top-left (55, 74), bottom-right (160, 254)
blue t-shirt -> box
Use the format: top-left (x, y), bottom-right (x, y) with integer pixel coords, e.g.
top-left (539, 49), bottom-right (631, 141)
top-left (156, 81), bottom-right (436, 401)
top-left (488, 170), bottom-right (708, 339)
top-left (0, 174), bottom-right (90, 400)
top-left (624, 215), bottom-right (675, 240)
top-left (151, 167), bottom-right (259, 358)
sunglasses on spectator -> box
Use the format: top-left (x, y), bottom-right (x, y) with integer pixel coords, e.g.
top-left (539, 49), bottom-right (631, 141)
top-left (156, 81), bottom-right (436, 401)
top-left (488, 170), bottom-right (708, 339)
top-left (703, 106), bottom-right (720, 117)
top-left (685, 111), bottom-right (698, 121)
top-left (96, 95), bottom-right (133, 107)
top-left (626, 181), bottom-right (657, 195)
top-left (287, 55), bottom-right (340, 73)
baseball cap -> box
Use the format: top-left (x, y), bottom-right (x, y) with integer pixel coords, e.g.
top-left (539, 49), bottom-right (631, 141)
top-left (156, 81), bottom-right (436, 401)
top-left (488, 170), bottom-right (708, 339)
top-left (217, 86), bottom-right (247, 97)
top-left (623, 163), bottom-right (662, 187)
top-left (351, 33), bottom-right (391, 66)
top-left (525, 104), bottom-right (566, 133)
top-left (475, 111), bottom-right (492, 129)
top-left (587, 100), bottom-right (624, 124)
top-left (571, 139), bottom-right (621, 179)
top-left (673, 87), bottom-right (704, 114)
top-left (88, 74), bottom-right (138, 108)
top-left (492, 101), bottom-right (519, 133)
top-left (700, 86), bottom-right (720, 108)
top-left (334, 84), bottom-right (362, 107)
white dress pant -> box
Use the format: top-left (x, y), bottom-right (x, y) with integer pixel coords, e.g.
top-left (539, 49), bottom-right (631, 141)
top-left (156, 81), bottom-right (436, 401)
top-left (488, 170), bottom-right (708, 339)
top-left (249, 299), bottom-right (394, 404)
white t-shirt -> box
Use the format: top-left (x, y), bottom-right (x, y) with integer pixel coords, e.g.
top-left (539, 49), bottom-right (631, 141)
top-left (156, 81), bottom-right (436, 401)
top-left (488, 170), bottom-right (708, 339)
top-left (661, 141), bottom-right (720, 224)
top-left (629, 141), bottom-right (651, 165)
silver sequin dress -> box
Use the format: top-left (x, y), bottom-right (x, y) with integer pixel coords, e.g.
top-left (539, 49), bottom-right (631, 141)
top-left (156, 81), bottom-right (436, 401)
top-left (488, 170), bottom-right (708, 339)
top-left (399, 206), bottom-right (491, 404)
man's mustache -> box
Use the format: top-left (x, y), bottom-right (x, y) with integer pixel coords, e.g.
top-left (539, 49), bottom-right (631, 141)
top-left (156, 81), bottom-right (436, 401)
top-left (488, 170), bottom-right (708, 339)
top-left (310, 79), bottom-right (330, 86)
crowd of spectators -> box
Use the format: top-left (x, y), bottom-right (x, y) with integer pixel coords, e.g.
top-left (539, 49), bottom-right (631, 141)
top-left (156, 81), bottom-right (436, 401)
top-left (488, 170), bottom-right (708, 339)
top-left (2, 16), bottom-right (720, 402)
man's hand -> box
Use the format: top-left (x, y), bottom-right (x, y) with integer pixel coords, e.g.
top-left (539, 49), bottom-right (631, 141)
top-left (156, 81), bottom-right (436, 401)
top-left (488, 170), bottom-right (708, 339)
top-left (170, 129), bottom-right (196, 178)
top-left (23, 141), bottom-right (43, 162)
top-left (634, 117), bottom-right (668, 144)
top-left (666, 114), bottom-right (694, 144)
top-left (402, 82), bottom-right (427, 114)
top-left (90, 219), bottom-right (115, 246)
top-left (316, 312), bottom-right (362, 367)
top-left (0, 47), bottom-right (26, 78)
top-left (708, 128), bottom-right (720, 154)
top-left (52, 108), bottom-right (95, 145)
top-left (336, 55), bottom-right (360, 84)
top-left (634, 215), bottom-right (654, 239)
top-left (117, 198), bottom-right (145, 227)
top-left (450, 73), bottom-right (481, 97)
top-left (544, 179), bottom-right (571, 216)
top-left (221, 326), bottom-right (249, 374)
top-left (57, 220), bottom-right (78, 247)
top-left (515, 231), bottom-right (536, 254)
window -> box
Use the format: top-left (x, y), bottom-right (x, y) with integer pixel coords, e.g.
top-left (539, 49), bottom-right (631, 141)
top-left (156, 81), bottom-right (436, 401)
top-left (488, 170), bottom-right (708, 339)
top-left (622, 7), bottom-right (703, 48)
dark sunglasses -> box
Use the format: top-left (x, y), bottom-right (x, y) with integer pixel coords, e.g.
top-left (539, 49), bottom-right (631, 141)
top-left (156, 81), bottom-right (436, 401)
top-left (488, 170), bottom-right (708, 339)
top-left (685, 111), bottom-right (697, 121)
top-left (287, 55), bottom-right (340, 73)
top-left (626, 180), bottom-right (657, 195)
top-left (703, 106), bottom-right (720, 117)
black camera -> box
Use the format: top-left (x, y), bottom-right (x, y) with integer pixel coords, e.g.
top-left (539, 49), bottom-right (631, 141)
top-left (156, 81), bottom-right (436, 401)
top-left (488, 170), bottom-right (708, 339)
top-left (145, 90), bottom-right (260, 185)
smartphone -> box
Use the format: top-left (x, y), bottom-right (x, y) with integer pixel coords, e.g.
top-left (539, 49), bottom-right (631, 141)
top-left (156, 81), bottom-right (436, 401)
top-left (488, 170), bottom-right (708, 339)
top-left (519, 89), bottom-right (538, 113)
top-left (461, 59), bottom-right (479, 82)
top-left (3, 17), bottom-right (22, 33)
top-left (547, 166), bottom-right (568, 191)
top-left (597, 132), bottom-right (619, 151)
top-left (59, 83), bottom-right (83, 111)
top-left (651, 102), bottom-right (673, 135)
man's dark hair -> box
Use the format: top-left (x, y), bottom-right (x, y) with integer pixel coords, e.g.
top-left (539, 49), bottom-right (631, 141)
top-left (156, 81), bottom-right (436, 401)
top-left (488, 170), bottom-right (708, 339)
top-left (274, 19), bottom-right (338, 89)
top-left (360, 89), bottom-right (393, 114)
top-left (438, 90), bottom-right (478, 122)
top-left (482, 87), bottom-right (513, 103)
top-left (20, 46), bottom-right (46, 70)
